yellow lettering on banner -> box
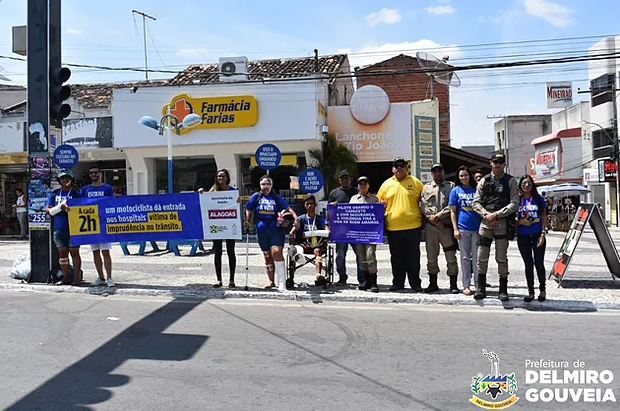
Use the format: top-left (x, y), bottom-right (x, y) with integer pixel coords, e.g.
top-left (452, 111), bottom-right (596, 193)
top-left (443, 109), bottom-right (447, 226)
top-left (68, 205), bottom-right (101, 236)
top-left (469, 395), bottom-right (519, 409)
top-left (147, 212), bottom-right (179, 222)
top-left (105, 221), bottom-right (183, 235)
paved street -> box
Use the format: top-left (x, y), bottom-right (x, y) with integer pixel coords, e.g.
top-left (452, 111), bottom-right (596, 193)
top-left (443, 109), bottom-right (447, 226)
top-left (2, 292), bottom-right (620, 411)
top-left (2, 228), bottom-right (620, 310)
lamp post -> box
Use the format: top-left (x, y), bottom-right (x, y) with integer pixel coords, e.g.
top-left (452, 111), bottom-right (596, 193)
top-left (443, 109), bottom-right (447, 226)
top-left (582, 119), bottom-right (619, 227)
top-left (138, 113), bottom-right (202, 193)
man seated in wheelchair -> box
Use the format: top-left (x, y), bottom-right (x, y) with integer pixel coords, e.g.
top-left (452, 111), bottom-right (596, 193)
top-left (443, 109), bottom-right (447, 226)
top-left (289, 194), bottom-right (330, 286)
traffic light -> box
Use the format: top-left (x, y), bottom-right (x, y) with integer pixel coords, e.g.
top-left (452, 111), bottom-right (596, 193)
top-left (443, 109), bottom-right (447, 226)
top-left (50, 66), bottom-right (71, 125)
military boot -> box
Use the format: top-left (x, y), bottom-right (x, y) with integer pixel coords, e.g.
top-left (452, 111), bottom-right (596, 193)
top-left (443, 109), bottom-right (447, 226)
top-left (473, 274), bottom-right (487, 300)
top-left (424, 274), bottom-right (440, 293)
top-left (498, 277), bottom-right (509, 302)
top-left (449, 275), bottom-right (459, 294)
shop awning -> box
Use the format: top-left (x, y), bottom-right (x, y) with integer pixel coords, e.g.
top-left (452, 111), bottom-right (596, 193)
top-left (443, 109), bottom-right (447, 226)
top-left (0, 154), bottom-right (27, 165)
top-left (531, 127), bottom-right (581, 146)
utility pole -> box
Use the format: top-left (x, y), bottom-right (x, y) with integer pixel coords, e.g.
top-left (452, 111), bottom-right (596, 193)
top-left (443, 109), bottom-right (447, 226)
top-left (132, 10), bottom-right (156, 81)
top-left (27, 0), bottom-right (51, 282)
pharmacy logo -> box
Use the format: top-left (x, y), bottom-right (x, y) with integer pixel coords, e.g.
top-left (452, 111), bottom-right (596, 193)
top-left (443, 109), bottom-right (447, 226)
top-left (470, 350), bottom-right (519, 409)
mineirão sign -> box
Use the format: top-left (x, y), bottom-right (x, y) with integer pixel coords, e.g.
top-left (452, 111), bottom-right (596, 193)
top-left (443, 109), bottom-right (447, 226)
top-left (162, 93), bottom-right (258, 133)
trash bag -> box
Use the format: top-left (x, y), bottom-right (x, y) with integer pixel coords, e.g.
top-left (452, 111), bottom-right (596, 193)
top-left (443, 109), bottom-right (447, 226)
top-left (9, 252), bottom-right (30, 280)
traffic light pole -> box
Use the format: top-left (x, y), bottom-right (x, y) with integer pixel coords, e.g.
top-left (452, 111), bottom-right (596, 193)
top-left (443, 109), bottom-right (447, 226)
top-left (27, 0), bottom-right (52, 283)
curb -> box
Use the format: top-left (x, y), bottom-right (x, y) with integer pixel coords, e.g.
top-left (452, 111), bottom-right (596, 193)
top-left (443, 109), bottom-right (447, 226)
top-left (0, 283), bottom-right (614, 312)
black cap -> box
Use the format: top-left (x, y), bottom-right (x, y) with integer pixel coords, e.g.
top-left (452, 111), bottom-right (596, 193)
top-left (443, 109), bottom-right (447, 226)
top-left (338, 170), bottom-right (350, 178)
top-left (393, 157), bottom-right (407, 166)
top-left (431, 163), bottom-right (443, 171)
top-left (491, 152), bottom-right (506, 162)
top-left (357, 176), bottom-right (369, 183)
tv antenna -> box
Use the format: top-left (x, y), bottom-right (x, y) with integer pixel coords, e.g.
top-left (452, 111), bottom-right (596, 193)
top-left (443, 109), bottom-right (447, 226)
top-left (132, 10), bottom-right (156, 81)
top-left (416, 52), bottom-right (461, 98)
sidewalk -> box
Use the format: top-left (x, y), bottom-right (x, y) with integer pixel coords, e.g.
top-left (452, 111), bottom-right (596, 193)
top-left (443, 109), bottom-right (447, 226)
top-left (2, 230), bottom-right (620, 311)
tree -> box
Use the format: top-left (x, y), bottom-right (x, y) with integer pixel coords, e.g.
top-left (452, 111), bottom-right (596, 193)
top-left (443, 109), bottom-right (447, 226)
top-left (309, 132), bottom-right (358, 197)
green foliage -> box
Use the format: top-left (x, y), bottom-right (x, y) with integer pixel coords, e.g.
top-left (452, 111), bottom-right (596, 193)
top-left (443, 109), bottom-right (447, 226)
top-left (471, 375), bottom-right (482, 394)
top-left (507, 373), bottom-right (517, 394)
top-left (308, 132), bottom-right (358, 197)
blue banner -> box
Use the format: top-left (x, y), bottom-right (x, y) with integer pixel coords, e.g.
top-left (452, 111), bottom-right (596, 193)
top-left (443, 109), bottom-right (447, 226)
top-left (327, 203), bottom-right (384, 244)
top-left (67, 193), bottom-right (205, 246)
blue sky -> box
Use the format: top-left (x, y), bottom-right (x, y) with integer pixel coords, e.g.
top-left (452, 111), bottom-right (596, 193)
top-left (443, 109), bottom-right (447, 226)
top-left (0, 0), bottom-right (619, 147)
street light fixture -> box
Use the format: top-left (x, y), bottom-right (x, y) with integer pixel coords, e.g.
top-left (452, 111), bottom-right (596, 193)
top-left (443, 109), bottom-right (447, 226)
top-left (581, 119), bottom-right (619, 227)
top-left (138, 113), bottom-right (202, 193)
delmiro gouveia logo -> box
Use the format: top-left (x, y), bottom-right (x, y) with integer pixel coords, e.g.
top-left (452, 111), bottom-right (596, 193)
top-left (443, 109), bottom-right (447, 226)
top-left (470, 350), bottom-right (519, 409)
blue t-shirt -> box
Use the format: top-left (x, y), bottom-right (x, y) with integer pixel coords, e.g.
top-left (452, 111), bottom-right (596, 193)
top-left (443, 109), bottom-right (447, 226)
top-left (81, 183), bottom-right (114, 199)
top-left (246, 192), bottom-right (289, 232)
top-left (46, 188), bottom-right (81, 230)
top-left (448, 186), bottom-right (481, 231)
top-left (517, 195), bottom-right (547, 235)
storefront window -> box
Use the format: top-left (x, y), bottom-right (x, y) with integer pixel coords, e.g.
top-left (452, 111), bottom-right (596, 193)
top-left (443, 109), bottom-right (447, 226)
top-left (156, 157), bottom-right (217, 193)
top-left (74, 161), bottom-right (128, 196)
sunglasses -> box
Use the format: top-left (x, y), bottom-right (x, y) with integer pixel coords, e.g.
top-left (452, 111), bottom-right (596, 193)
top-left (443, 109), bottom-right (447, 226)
top-left (492, 160), bottom-right (505, 165)
top-left (89, 171), bottom-right (100, 175)
top-left (394, 164), bottom-right (407, 169)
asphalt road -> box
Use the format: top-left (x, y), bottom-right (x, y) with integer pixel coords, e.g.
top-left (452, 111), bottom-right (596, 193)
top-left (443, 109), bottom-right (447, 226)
top-left (2, 293), bottom-right (620, 411)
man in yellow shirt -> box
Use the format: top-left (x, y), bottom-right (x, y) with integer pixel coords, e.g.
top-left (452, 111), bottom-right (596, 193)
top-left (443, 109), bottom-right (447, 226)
top-left (377, 157), bottom-right (425, 292)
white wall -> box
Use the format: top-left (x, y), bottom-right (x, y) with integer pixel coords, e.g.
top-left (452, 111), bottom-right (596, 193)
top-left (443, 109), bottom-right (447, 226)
top-left (588, 36), bottom-right (619, 131)
top-left (125, 139), bottom-right (322, 195)
top-left (113, 80), bottom-right (326, 149)
top-left (560, 137), bottom-right (584, 180)
top-left (504, 116), bottom-right (551, 176)
top-left (551, 102), bottom-right (592, 168)
top-left (0, 121), bottom-right (25, 153)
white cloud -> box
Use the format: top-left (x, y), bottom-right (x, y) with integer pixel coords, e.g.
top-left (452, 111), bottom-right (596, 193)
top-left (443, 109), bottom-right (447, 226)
top-left (523, 0), bottom-right (574, 28)
top-left (338, 39), bottom-right (462, 70)
top-left (365, 8), bottom-right (402, 26)
top-left (65, 28), bottom-right (82, 35)
top-left (424, 5), bottom-right (456, 15)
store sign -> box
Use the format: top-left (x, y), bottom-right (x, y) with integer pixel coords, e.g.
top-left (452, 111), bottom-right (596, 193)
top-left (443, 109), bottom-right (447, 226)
top-left (533, 141), bottom-right (560, 180)
top-left (162, 93), bottom-right (258, 134)
top-left (546, 82), bottom-right (573, 109)
top-left (328, 90), bottom-right (411, 163)
top-left (598, 159), bottom-right (617, 182)
top-left (63, 117), bottom-right (113, 149)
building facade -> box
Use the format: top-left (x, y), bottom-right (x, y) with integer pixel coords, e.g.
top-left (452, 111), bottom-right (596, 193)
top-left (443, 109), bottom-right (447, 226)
top-left (494, 115), bottom-right (552, 176)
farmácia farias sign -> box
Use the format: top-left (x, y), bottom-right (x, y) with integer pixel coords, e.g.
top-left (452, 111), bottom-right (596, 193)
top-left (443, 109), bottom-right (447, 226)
top-left (162, 93), bottom-right (258, 134)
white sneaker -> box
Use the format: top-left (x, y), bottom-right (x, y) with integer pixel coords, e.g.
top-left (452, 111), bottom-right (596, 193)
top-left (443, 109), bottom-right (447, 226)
top-left (107, 278), bottom-right (115, 287)
top-left (91, 277), bottom-right (106, 286)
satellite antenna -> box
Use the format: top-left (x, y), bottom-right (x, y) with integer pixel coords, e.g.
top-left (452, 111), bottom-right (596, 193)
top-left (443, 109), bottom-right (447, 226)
top-left (416, 52), bottom-right (461, 98)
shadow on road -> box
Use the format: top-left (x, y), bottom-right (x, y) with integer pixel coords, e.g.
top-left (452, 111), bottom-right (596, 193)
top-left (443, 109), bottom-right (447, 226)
top-left (211, 304), bottom-right (445, 411)
top-left (5, 299), bottom-right (208, 411)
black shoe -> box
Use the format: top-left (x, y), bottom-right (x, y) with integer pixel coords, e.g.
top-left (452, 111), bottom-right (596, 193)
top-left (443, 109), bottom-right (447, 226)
top-left (473, 274), bottom-right (487, 300)
top-left (228, 282), bottom-right (236, 288)
top-left (449, 275), bottom-right (459, 294)
top-left (486, 282), bottom-right (492, 288)
top-left (412, 286), bottom-right (424, 293)
top-left (424, 274), bottom-right (440, 293)
top-left (358, 271), bottom-right (369, 290)
top-left (498, 277), bottom-right (509, 302)
top-left (335, 279), bottom-right (347, 286)
top-left (389, 285), bottom-right (403, 292)
top-left (369, 273), bottom-right (379, 293)
top-left (538, 291), bottom-right (546, 302)
top-left (524, 294), bottom-right (535, 303)
top-left (213, 281), bottom-right (223, 288)
top-left (315, 276), bottom-right (327, 286)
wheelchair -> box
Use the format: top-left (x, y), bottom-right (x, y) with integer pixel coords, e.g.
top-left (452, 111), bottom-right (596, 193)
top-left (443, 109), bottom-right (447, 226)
top-left (285, 230), bottom-right (335, 289)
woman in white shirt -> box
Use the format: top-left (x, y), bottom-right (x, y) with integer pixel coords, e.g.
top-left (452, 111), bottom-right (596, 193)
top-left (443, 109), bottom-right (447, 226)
top-left (13, 188), bottom-right (28, 239)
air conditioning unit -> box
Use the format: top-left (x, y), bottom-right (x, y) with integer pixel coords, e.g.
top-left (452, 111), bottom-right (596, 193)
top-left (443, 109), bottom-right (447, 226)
top-left (218, 56), bottom-right (248, 82)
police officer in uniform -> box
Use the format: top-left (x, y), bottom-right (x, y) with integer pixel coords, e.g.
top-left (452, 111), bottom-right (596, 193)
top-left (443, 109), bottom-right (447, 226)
top-left (421, 163), bottom-right (459, 293)
top-left (472, 152), bottom-right (519, 301)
